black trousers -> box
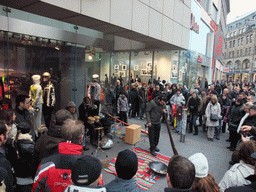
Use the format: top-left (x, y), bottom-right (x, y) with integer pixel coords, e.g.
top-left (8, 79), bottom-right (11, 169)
top-left (119, 111), bottom-right (127, 123)
top-left (222, 122), bottom-right (227, 133)
top-left (148, 123), bottom-right (161, 150)
top-left (42, 104), bottom-right (54, 128)
top-left (230, 130), bottom-right (240, 148)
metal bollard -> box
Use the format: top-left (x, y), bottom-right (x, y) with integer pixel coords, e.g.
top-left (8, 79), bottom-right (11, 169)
top-left (180, 108), bottom-right (188, 143)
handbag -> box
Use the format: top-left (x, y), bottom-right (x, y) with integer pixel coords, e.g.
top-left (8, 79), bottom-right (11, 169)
top-left (210, 105), bottom-right (218, 121)
top-left (223, 106), bottom-right (229, 123)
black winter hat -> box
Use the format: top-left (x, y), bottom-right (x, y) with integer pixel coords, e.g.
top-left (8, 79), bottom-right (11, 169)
top-left (210, 90), bottom-right (217, 95)
top-left (71, 155), bottom-right (102, 186)
top-left (115, 149), bottom-right (138, 180)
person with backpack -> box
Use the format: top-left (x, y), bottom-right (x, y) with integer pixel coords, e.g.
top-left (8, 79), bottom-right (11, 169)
top-left (13, 122), bottom-right (37, 192)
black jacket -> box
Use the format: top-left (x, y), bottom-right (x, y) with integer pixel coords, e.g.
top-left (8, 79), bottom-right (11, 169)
top-left (219, 96), bottom-right (231, 117)
top-left (78, 102), bottom-right (94, 125)
top-left (35, 124), bottom-right (65, 163)
top-left (227, 103), bottom-right (244, 131)
top-left (14, 135), bottom-right (37, 178)
top-left (187, 96), bottom-right (201, 115)
top-left (129, 88), bottom-right (139, 103)
top-left (0, 152), bottom-right (14, 192)
top-left (15, 107), bottom-right (31, 125)
top-left (152, 90), bottom-right (161, 99)
top-left (214, 85), bottom-right (222, 95)
top-left (225, 175), bottom-right (256, 192)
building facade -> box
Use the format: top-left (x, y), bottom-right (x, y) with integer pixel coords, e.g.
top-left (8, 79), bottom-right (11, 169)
top-left (0, 0), bottom-right (229, 111)
top-left (224, 10), bottom-right (256, 82)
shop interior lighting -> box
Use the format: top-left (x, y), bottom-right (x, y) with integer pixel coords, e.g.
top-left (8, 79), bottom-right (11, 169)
top-left (27, 36), bottom-right (33, 45)
top-left (55, 41), bottom-right (60, 51)
top-left (21, 35), bottom-right (27, 45)
top-left (35, 37), bottom-right (40, 44)
top-left (41, 38), bottom-right (46, 47)
top-left (88, 47), bottom-right (95, 60)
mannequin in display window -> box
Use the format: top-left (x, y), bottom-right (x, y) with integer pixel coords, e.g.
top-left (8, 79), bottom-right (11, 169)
top-left (88, 74), bottom-right (101, 115)
top-left (42, 72), bottom-right (55, 128)
top-left (29, 75), bottom-right (43, 137)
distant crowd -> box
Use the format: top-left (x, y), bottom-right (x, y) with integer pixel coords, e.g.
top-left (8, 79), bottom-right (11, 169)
top-left (0, 77), bottom-right (256, 191)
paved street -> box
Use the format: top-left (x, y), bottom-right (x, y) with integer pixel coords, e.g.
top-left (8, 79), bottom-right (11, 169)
top-left (86, 117), bottom-right (233, 192)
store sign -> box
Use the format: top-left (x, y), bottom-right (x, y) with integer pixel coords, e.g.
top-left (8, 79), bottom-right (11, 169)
top-left (224, 68), bottom-right (229, 72)
top-left (197, 55), bottom-right (203, 63)
top-left (190, 13), bottom-right (199, 34)
top-left (215, 36), bottom-right (223, 56)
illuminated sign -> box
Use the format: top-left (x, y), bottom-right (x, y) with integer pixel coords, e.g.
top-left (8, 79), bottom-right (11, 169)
top-left (190, 13), bottom-right (199, 34)
top-left (215, 36), bottom-right (223, 56)
top-left (197, 55), bottom-right (203, 63)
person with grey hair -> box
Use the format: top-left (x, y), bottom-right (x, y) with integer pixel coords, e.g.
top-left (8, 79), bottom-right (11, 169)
top-left (247, 95), bottom-right (256, 105)
top-left (34, 109), bottom-right (72, 163)
top-left (32, 119), bottom-right (85, 192)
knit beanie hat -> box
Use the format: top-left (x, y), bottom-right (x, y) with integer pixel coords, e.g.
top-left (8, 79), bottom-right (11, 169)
top-left (188, 153), bottom-right (208, 178)
top-left (71, 155), bottom-right (102, 186)
top-left (115, 149), bottom-right (138, 180)
top-left (66, 101), bottom-right (76, 108)
top-left (210, 90), bottom-right (217, 95)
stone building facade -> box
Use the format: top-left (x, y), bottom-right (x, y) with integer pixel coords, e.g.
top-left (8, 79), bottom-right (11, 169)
top-left (224, 10), bottom-right (256, 82)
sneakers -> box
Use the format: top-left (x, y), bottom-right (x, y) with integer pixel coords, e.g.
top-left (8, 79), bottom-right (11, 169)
top-left (83, 146), bottom-right (90, 151)
top-left (150, 149), bottom-right (157, 156)
top-left (155, 147), bottom-right (160, 152)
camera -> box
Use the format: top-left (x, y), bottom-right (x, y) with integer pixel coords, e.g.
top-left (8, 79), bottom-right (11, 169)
top-left (239, 131), bottom-right (250, 137)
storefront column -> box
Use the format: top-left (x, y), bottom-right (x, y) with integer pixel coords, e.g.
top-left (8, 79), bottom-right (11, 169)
top-left (202, 66), bottom-right (206, 89)
top-left (128, 52), bottom-right (131, 90)
top-left (177, 50), bottom-right (180, 83)
top-left (151, 51), bottom-right (155, 84)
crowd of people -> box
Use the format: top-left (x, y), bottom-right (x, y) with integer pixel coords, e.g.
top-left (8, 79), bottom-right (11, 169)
top-left (0, 75), bottom-right (256, 191)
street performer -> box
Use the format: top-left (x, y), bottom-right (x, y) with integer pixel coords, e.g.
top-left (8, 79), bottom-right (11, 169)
top-left (146, 95), bottom-right (166, 156)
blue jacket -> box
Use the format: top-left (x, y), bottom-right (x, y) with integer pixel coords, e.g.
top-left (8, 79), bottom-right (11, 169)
top-left (104, 177), bottom-right (143, 192)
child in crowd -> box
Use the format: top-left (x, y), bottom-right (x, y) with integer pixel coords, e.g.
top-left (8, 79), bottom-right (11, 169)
top-left (117, 91), bottom-right (129, 123)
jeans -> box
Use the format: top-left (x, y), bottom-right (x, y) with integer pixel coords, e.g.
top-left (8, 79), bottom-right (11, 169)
top-left (189, 113), bottom-right (198, 132)
top-left (139, 101), bottom-right (146, 118)
top-left (148, 123), bottom-right (161, 150)
top-left (215, 119), bottom-right (221, 138)
top-left (176, 119), bottom-right (182, 132)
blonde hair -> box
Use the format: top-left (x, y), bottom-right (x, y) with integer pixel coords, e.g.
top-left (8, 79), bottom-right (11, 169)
top-left (211, 95), bottom-right (218, 103)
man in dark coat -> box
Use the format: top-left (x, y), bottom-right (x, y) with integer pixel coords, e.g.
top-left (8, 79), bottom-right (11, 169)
top-left (187, 90), bottom-right (201, 135)
top-left (0, 120), bottom-right (14, 192)
top-left (15, 94), bottom-right (31, 124)
top-left (34, 109), bottom-right (72, 163)
top-left (227, 98), bottom-right (245, 151)
top-left (214, 81), bottom-right (222, 96)
top-left (146, 95), bottom-right (166, 156)
top-left (152, 85), bottom-right (161, 99)
top-left (129, 83), bottom-right (139, 118)
top-left (114, 80), bottom-right (123, 115)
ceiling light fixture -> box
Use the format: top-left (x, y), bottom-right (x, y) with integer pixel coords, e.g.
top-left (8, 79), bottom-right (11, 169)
top-left (55, 41), bottom-right (60, 50)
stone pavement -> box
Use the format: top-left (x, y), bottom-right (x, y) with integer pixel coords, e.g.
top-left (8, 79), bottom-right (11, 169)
top-left (85, 117), bottom-right (233, 191)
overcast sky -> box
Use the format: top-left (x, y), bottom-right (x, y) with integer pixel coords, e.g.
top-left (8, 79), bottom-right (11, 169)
top-left (227, 0), bottom-right (256, 23)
